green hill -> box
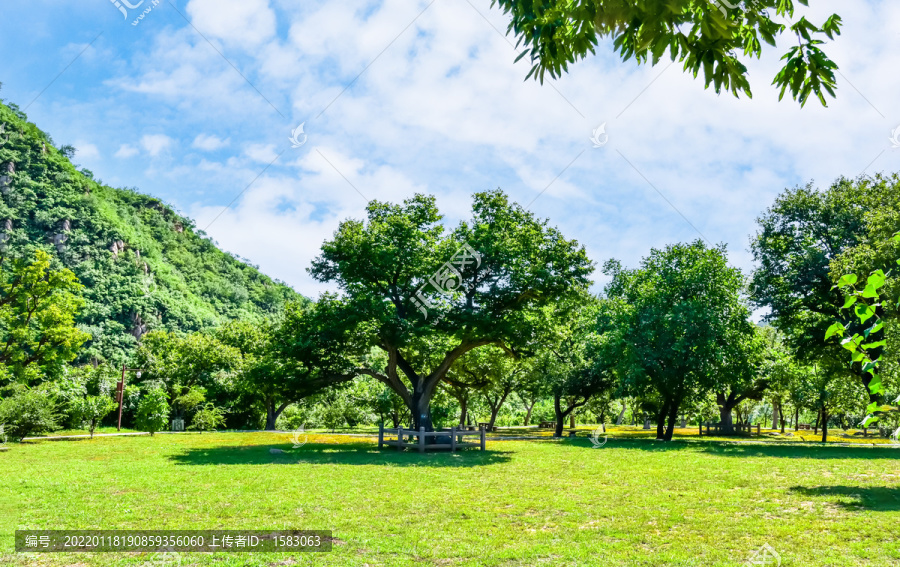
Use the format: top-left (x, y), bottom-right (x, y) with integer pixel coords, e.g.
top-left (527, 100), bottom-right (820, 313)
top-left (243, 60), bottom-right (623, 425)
top-left (0, 100), bottom-right (301, 365)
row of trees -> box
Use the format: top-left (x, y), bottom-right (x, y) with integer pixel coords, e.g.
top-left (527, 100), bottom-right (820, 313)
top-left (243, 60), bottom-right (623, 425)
top-left (1, 175), bottom-right (897, 443)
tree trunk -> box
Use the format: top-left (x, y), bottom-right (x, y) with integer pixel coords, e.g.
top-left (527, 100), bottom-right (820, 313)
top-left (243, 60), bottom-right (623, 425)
top-left (459, 397), bottom-right (468, 426)
top-left (821, 407), bottom-right (828, 443)
top-left (794, 407), bottom-right (799, 431)
top-left (264, 399), bottom-right (290, 431)
top-left (523, 398), bottom-right (536, 426)
top-left (554, 396), bottom-right (565, 437)
top-left (487, 392), bottom-right (511, 430)
top-left (719, 407), bottom-right (735, 435)
top-left (489, 406), bottom-right (501, 430)
top-left (570, 413), bottom-right (576, 429)
top-left (656, 401), bottom-right (669, 440)
top-left (772, 401), bottom-right (779, 430)
top-left (411, 389), bottom-right (434, 431)
top-left (663, 399), bottom-right (680, 441)
top-left (615, 402), bottom-right (626, 426)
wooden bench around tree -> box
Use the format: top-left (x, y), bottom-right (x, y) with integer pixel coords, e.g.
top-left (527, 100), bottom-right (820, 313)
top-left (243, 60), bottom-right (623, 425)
top-left (378, 424), bottom-right (486, 452)
top-left (702, 422), bottom-right (760, 436)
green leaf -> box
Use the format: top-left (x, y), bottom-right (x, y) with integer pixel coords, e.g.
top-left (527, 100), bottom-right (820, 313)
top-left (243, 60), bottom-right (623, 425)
top-left (868, 373), bottom-right (884, 396)
top-left (866, 269), bottom-right (886, 288)
top-left (855, 303), bottom-right (875, 324)
top-left (824, 322), bottom-right (844, 340)
top-left (860, 283), bottom-right (879, 299)
top-left (865, 320), bottom-right (884, 338)
top-left (837, 273), bottom-right (858, 287)
top-left (841, 295), bottom-right (857, 309)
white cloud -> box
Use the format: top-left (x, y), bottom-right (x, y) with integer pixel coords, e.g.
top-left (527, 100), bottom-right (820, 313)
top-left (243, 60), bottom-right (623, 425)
top-left (115, 144), bottom-right (139, 158)
top-left (185, 0), bottom-right (276, 49)
top-left (192, 134), bottom-right (230, 151)
top-left (141, 134), bottom-right (174, 156)
top-left (34, 0), bottom-right (900, 297)
top-left (73, 141), bottom-right (100, 159)
top-left (244, 143), bottom-right (279, 164)
top-left (189, 149), bottom-right (427, 297)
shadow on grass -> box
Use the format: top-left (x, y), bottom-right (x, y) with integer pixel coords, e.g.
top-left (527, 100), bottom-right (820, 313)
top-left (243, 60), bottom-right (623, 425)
top-left (790, 485), bottom-right (900, 511)
top-left (563, 436), bottom-right (900, 459)
top-left (168, 442), bottom-right (513, 467)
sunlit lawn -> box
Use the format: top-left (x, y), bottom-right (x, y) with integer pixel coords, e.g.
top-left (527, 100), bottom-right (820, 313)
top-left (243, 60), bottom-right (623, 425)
top-left (2, 430), bottom-right (899, 566)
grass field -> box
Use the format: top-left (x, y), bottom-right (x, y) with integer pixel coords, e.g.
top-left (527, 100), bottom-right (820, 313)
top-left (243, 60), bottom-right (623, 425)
top-left (2, 429), bottom-right (899, 566)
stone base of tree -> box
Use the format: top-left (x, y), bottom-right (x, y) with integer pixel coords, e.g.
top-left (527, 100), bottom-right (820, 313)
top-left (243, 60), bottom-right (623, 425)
top-left (378, 424), bottom-right (486, 452)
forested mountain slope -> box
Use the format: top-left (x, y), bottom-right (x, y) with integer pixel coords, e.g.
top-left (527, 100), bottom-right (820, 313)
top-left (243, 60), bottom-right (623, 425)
top-left (0, 100), bottom-right (300, 365)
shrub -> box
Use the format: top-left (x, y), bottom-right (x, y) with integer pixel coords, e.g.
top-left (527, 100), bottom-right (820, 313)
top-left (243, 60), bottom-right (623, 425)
top-left (74, 395), bottom-right (118, 438)
top-left (189, 403), bottom-right (225, 433)
top-left (135, 388), bottom-right (170, 436)
top-left (0, 387), bottom-right (61, 441)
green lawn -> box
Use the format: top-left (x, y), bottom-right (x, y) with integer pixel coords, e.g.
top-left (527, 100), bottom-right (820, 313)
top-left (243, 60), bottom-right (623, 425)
top-left (2, 431), bottom-right (899, 566)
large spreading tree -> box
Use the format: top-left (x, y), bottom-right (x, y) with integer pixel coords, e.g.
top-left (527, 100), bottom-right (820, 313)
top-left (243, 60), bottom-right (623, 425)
top-left (308, 190), bottom-right (593, 431)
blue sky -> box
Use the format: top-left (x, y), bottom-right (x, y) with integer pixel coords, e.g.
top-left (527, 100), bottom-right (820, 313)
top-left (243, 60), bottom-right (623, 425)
top-left (2, 0), bottom-right (899, 298)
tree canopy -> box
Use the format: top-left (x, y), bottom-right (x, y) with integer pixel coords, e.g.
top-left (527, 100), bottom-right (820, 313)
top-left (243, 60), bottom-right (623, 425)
top-left (309, 190), bottom-right (593, 430)
top-left (605, 240), bottom-right (755, 440)
top-left (491, 0), bottom-right (842, 106)
top-left (0, 250), bottom-right (90, 385)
